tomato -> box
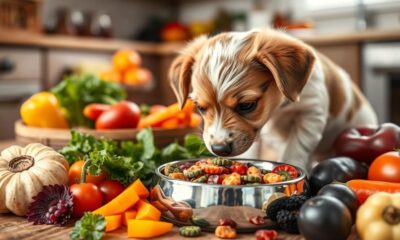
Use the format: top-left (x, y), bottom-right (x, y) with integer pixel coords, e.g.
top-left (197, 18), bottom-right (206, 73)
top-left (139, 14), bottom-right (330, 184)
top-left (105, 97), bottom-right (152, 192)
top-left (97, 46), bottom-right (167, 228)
top-left (230, 162), bottom-right (248, 175)
top-left (99, 180), bottom-right (125, 204)
top-left (70, 183), bottom-right (103, 217)
top-left (272, 164), bottom-right (298, 180)
top-left (95, 101), bottom-right (141, 129)
top-left (83, 103), bottom-right (111, 120)
top-left (123, 67), bottom-right (153, 85)
top-left (368, 151), bottom-right (400, 183)
top-left (68, 160), bottom-right (106, 185)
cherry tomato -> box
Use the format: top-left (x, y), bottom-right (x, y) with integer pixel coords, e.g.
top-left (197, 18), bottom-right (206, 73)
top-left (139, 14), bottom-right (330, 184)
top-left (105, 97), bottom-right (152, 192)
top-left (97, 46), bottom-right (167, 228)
top-left (230, 162), bottom-right (248, 175)
top-left (368, 151), bottom-right (400, 183)
top-left (272, 164), bottom-right (298, 180)
top-left (99, 180), bottom-right (125, 204)
top-left (68, 160), bottom-right (106, 186)
top-left (70, 183), bottom-right (103, 217)
top-left (83, 103), bottom-right (111, 120)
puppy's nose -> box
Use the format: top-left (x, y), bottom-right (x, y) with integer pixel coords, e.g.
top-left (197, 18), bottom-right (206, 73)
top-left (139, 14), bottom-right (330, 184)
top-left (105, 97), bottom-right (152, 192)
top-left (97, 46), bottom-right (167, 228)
top-left (211, 143), bottom-right (232, 156)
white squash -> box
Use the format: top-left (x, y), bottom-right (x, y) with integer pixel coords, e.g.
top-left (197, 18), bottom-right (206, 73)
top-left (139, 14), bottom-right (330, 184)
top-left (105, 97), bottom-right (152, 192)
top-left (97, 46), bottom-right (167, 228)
top-left (0, 143), bottom-right (68, 216)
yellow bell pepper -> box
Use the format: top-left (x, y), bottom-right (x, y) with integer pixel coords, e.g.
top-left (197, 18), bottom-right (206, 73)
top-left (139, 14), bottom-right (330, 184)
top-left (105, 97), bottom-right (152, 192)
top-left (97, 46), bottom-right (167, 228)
top-left (20, 92), bottom-right (69, 128)
top-left (356, 192), bottom-right (400, 240)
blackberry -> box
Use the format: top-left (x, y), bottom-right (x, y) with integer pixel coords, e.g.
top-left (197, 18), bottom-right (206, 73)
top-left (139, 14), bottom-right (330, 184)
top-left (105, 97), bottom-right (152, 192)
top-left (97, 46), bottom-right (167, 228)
top-left (276, 210), bottom-right (299, 234)
top-left (285, 193), bottom-right (309, 211)
top-left (265, 196), bottom-right (290, 221)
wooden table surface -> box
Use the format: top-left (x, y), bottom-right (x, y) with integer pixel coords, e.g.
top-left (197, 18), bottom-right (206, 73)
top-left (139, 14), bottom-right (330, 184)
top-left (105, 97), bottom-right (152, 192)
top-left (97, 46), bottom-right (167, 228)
top-left (0, 213), bottom-right (307, 240)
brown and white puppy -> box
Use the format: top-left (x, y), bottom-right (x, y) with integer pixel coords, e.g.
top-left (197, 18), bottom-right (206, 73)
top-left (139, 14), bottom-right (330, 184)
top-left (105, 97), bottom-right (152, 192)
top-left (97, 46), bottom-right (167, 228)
top-left (169, 29), bottom-right (377, 171)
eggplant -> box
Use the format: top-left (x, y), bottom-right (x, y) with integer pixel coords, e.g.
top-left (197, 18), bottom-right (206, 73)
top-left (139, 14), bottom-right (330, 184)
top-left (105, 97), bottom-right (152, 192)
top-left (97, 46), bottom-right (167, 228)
top-left (317, 183), bottom-right (359, 222)
top-left (298, 196), bottom-right (352, 240)
top-left (309, 157), bottom-right (368, 196)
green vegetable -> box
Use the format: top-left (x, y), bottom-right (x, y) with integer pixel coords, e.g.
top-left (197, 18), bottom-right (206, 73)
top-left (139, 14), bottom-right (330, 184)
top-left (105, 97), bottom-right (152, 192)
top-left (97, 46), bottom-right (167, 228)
top-left (59, 128), bottom-right (211, 187)
top-left (51, 74), bottom-right (125, 127)
top-left (179, 226), bottom-right (202, 237)
top-left (190, 217), bottom-right (210, 227)
top-left (70, 212), bottom-right (106, 240)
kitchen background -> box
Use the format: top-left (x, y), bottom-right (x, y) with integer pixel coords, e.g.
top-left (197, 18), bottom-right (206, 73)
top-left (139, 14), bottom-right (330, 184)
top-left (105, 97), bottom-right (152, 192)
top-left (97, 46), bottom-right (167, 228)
top-left (1, 0), bottom-right (400, 140)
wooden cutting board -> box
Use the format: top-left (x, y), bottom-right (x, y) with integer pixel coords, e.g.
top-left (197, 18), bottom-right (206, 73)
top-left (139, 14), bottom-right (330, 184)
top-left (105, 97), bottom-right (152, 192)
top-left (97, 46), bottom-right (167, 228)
top-left (0, 213), bottom-right (360, 240)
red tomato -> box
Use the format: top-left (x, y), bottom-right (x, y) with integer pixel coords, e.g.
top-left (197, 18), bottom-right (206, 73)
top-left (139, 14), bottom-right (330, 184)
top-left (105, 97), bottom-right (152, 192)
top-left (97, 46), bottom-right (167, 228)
top-left (95, 101), bottom-right (140, 129)
top-left (83, 103), bottom-right (111, 120)
top-left (70, 183), bottom-right (103, 217)
top-left (68, 160), bottom-right (106, 186)
top-left (230, 162), bottom-right (248, 175)
top-left (272, 164), bottom-right (298, 180)
top-left (368, 151), bottom-right (400, 183)
top-left (99, 180), bottom-right (125, 204)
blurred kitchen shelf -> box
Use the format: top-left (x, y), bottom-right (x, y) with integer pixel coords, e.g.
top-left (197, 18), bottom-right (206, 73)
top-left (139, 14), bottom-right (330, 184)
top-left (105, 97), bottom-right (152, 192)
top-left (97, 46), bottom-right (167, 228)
top-left (0, 29), bottom-right (185, 55)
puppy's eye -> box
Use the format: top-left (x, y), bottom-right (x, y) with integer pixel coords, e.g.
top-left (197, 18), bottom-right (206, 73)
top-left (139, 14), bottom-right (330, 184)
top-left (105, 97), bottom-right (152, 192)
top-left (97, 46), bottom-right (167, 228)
top-left (235, 101), bottom-right (257, 115)
top-left (196, 104), bottom-right (207, 114)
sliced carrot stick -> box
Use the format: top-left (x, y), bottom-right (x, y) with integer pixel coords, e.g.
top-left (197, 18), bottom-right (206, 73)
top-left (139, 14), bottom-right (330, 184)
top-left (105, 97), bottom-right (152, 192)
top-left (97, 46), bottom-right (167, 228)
top-left (134, 200), bottom-right (161, 221)
top-left (122, 209), bottom-right (137, 226)
top-left (189, 113), bottom-right (202, 128)
top-left (92, 181), bottom-right (139, 216)
top-left (138, 100), bottom-right (193, 128)
top-left (105, 215), bottom-right (122, 232)
top-left (161, 117), bottom-right (180, 129)
top-left (127, 220), bottom-right (173, 238)
top-left (131, 178), bottom-right (149, 199)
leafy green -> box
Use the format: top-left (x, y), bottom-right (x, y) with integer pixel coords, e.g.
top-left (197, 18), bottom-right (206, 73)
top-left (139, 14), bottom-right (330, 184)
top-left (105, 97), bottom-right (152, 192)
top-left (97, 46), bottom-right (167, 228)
top-left (51, 74), bottom-right (126, 127)
top-left (70, 212), bottom-right (106, 240)
top-left (59, 128), bottom-right (211, 187)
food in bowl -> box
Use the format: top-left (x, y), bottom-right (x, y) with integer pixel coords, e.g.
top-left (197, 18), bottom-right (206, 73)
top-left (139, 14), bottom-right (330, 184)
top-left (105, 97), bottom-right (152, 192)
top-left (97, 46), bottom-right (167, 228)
top-left (162, 157), bottom-right (299, 185)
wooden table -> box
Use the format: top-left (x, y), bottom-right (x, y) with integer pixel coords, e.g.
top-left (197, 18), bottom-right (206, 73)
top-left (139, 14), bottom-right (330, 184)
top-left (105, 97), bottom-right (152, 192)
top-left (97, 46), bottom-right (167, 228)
top-left (0, 214), bottom-right (307, 240)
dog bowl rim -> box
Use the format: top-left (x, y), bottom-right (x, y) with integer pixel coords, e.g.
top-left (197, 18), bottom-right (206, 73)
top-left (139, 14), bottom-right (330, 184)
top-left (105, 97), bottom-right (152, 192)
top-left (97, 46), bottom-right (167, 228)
top-left (155, 158), bottom-right (306, 188)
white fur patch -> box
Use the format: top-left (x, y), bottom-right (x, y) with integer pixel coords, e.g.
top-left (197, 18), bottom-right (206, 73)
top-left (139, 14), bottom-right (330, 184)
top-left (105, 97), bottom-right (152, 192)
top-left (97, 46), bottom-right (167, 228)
top-left (204, 31), bottom-right (256, 100)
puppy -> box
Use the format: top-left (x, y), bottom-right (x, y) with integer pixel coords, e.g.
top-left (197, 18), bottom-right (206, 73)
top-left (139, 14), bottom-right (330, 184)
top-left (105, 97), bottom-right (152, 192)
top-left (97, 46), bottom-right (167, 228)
top-left (169, 29), bottom-right (377, 171)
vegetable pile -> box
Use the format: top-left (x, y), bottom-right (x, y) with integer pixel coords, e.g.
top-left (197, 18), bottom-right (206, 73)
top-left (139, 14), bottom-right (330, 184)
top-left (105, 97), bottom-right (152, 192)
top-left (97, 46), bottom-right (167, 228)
top-left (60, 128), bottom-right (212, 186)
top-left (163, 159), bottom-right (299, 185)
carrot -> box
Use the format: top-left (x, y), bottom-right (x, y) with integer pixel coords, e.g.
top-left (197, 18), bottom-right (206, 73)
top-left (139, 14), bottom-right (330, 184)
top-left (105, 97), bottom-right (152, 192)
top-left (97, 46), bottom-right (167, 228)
top-left (161, 117), bottom-right (180, 129)
top-left (135, 199), bottom-right (161, 221)
top-left (189, 113), bottom-right (202, 128)
top-left (347, 179), bottom-right (400, 204)
top-left (138, 100), bottom-right (194, 128)
top-left (105, 215), bottom-right (122, 232)
top-left (127, 220), bottom-right (173, 238)
top-left (131, 178), bottom-right (149, 198)
top-left (122, 209), bottom-right (137, 226)
top-left (92, 181), bottom-right (139, 216)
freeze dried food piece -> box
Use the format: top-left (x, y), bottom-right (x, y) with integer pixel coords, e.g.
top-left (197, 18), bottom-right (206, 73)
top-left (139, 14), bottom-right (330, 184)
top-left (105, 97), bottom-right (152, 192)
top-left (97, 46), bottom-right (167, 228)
top-left (184, 166), bottom-right (204, 179)
top-left (204, 165), bottom-right (225, 174)
top-left (263, 173), bottom-right (282, 183)
top-left (222, 173), bottom-right (241, 185)
top-left (212, 157), bottom-right (233, 166)
top-left (247, 166), bottom-right (262, 176)
top-left (241, 175), bottom-right (261, 183)
top-left (168, 172), bottom-right (187, 180)
top-left (164, 163), bottom-right (181, 175)
top-left (218, 218), bottom-right (237, 229)
top-left (215, 226), bottom-right (237, 239)
top-left (179, 226), bottom-right (202, 237)
top-left (192, 175), bottom-right (208, 183)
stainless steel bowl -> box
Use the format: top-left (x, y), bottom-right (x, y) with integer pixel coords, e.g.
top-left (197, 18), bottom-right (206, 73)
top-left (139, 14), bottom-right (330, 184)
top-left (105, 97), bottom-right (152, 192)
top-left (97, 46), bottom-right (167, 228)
top-left (151, 158), bottom-right (307, 232)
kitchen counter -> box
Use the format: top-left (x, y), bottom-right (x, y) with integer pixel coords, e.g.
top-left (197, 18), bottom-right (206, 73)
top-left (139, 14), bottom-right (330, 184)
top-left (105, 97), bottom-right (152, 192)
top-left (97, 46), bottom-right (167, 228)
top-left (1, 28), bottom-right (400, 55)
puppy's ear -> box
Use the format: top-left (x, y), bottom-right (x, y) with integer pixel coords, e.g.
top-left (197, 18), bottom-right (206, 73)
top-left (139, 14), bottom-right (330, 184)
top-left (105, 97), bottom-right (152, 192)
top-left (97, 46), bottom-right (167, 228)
top-left (169, 36), bottom-right (207, 109)
top-left (255, 32), bottom-right (315, 102)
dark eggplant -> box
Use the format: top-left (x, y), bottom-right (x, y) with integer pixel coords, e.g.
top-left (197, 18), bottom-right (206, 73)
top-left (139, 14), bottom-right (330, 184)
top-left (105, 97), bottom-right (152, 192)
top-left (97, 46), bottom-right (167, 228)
top-left (298, 196), bottom-right (352, 240)
top-left (309, 157), bottom-right (368, 196)
top-left (317, 183), bottom-right (359, 222)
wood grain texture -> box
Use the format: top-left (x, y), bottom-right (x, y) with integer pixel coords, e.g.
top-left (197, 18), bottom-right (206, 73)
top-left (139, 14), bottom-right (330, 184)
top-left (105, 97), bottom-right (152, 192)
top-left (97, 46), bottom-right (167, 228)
top-left (0, 213), bottom-right (361, 240)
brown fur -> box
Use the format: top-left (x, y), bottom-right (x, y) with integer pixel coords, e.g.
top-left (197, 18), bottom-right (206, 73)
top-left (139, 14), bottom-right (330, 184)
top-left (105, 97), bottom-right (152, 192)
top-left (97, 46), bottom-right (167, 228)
top-left (319, 53), bottom-right (347, 118)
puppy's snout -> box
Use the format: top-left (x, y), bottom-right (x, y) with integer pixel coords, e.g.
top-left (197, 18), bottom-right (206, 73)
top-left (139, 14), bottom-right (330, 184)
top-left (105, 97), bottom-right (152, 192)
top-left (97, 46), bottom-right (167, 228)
top-left (211, 143), bottom-right (233, 156)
